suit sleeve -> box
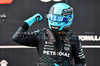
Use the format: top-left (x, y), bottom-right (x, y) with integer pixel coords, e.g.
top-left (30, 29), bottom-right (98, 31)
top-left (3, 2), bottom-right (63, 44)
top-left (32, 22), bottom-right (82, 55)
top-left (12, 23), bottom-right (39, 47)
top-left (72, 35), bottom-right (86, 66)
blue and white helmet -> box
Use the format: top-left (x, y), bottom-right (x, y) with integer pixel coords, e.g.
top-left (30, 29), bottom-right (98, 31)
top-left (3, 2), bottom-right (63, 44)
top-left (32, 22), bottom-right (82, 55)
top-left (46, 3), bottom-right (74, 31)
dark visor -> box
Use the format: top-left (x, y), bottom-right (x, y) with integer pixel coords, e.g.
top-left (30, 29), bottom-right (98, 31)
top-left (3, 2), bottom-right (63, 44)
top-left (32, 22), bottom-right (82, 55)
top-left (47, 14), bottom-right (70, 22)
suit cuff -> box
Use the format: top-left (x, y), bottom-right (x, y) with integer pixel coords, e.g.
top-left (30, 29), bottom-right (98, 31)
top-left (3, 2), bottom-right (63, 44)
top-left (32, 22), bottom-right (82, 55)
top-left (22, 22), bottom-right (29, 29)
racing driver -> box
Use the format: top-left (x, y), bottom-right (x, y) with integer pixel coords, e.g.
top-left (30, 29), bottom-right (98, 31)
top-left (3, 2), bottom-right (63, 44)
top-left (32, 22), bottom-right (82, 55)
top-left (12, 3), bottom-right (86, 66)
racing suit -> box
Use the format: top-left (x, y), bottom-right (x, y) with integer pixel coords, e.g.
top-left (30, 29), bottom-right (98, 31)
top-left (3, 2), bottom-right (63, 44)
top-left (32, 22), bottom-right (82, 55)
top-left (12, 23), bottom-right (86, 66)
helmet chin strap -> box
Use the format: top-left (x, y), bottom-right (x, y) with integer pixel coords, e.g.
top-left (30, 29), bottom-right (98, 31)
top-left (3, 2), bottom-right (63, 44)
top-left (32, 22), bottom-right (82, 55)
top-left (57, 32), bottom-right (62, 34)
top-left (51, 30), bottom-right (62, 35)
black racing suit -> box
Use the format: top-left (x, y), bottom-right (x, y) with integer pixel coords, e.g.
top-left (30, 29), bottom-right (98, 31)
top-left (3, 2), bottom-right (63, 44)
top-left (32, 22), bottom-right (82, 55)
top-left (12, 23), bottom-right (86, 66)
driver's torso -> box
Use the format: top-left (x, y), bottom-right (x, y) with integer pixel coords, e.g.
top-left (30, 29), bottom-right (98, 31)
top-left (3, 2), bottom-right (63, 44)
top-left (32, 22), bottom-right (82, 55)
top-left (36, 30), bottom-right (74, 66)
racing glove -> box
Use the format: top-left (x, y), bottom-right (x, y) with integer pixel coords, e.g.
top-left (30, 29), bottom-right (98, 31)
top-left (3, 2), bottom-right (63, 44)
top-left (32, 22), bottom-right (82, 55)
top-left (24, 13), bottom-right (43, 27)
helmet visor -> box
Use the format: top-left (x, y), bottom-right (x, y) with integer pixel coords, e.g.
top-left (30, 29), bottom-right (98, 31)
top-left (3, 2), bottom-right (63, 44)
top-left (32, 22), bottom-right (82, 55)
top-left (47, 14), bottom-right (70, 22)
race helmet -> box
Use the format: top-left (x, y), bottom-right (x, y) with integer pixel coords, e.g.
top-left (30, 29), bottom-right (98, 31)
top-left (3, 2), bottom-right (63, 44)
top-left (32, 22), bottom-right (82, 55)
top-left (46, 3), bottom-right (74, 31)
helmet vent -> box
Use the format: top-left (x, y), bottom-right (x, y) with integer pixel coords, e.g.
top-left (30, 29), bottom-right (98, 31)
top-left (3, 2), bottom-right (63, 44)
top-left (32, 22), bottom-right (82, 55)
top-left (62, 7), bottom-right (73, 13)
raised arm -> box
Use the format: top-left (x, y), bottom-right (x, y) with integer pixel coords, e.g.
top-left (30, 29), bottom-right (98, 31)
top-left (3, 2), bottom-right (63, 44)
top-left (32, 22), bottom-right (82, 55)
top-left (12, 13), bottom-right (43, 47)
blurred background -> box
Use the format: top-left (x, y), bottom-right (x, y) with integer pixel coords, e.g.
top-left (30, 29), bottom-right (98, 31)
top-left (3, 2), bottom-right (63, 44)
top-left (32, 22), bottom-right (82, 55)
top-left (0, 0), bottom-right (100, 66)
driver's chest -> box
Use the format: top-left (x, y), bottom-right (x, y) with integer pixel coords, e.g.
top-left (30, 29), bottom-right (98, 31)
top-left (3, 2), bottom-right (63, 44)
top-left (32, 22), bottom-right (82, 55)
top-left (42, 37), bottom-right (72, 57)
